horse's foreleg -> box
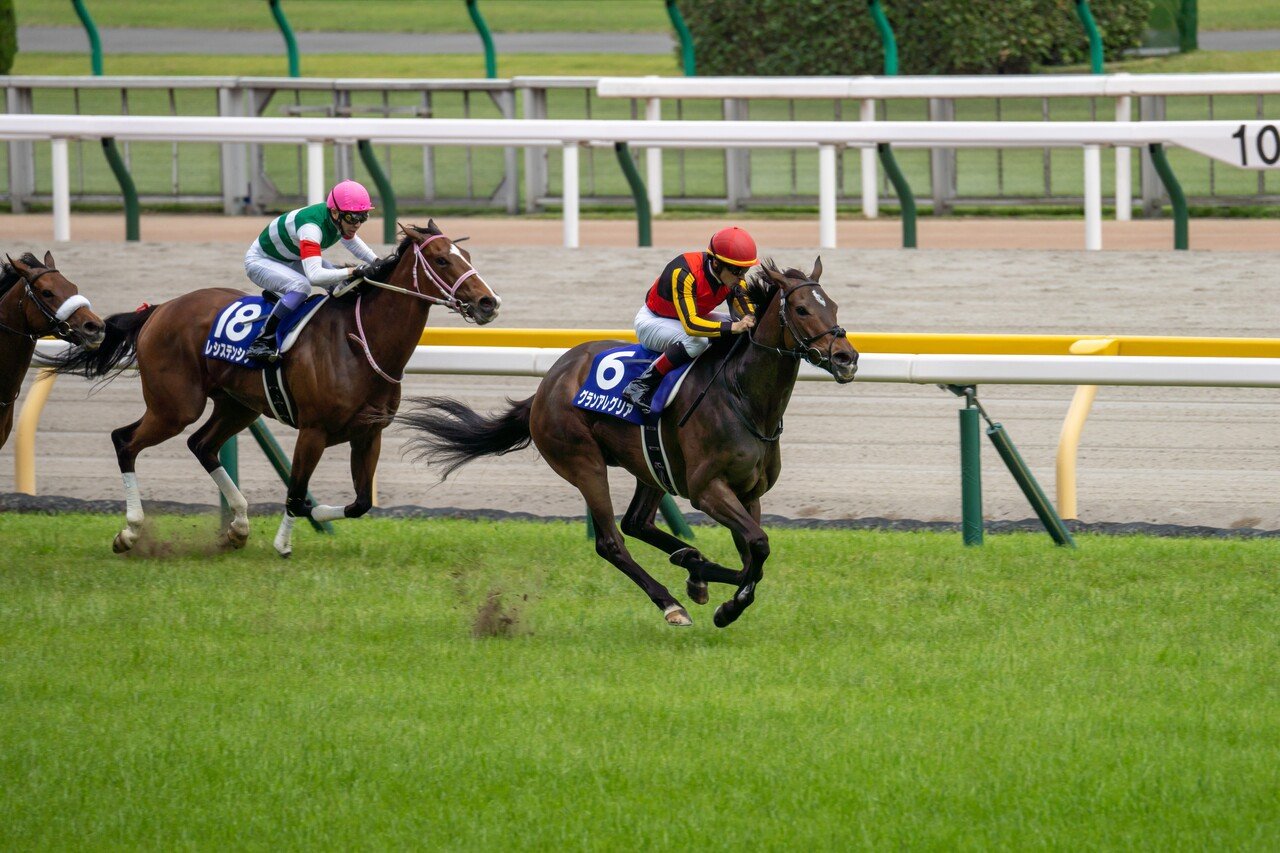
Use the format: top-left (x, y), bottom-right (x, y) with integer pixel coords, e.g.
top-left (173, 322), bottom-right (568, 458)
top-left (619, 481), bottom-right (736, 607)
top-left (310, 430), bottom-right (380, 522)
top-left (187, 398), bottom-right (261, 549)
top-left (274, 426), bottom-right (328, 558)
top-left (692, 482), bottom-right (768, 628)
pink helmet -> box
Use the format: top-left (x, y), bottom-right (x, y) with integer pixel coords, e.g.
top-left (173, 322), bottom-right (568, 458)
top-left (326, 179), bottom-right (373, 213)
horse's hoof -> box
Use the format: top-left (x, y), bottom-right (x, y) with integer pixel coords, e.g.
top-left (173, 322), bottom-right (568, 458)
top-left (713, 602), bottom-right (736, 628)
top-left (112, 529), bottom-right (137, 553)
top-left (221, 528), bottom-right (249, 550)
top-left (663, 604), bottom-right (693, 627)
top-left (686, 579), bottom-right (709, 606)
top-left (275, 546), bottom-right (292, 559)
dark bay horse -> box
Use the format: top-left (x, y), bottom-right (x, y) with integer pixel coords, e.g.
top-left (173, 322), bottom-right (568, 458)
top-left (0, 252), bottom-right (104, 449)
top-left (51, 222), bottom-right (499, 556)
top-left (400, 259), bottom-right (857, 628)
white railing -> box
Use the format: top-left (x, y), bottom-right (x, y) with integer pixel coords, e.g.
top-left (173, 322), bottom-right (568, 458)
top-left (597, 72), bottom-right (1280, 219)
top-left (2, 114), bottom-right (1278, 250)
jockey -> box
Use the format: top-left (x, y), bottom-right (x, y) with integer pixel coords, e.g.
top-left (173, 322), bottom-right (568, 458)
top-left (620, 226), bottom-right (759, 416)
top-left (243, 180), bottom-right (380, 362)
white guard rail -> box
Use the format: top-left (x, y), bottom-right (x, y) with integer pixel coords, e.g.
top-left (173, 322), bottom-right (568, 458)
top-left (3, 114), bottom-right (1279, 250)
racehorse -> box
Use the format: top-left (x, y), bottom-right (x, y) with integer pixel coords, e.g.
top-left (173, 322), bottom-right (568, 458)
top-left (400, 258), bottom-right (857, 628)
top-left (50, 221), bottom-right (499, 556)
top-left (0, 252), bottom-right (104, 449)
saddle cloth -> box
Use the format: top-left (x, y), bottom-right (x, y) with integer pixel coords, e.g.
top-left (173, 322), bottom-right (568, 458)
top-left (572, 344), bottom-right (693, 426)
top-left (202, 293), bottom-right (327, 368)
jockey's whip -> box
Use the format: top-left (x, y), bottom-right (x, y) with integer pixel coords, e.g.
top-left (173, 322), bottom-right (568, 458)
top-left (677, 331), bottom-right (747, 428)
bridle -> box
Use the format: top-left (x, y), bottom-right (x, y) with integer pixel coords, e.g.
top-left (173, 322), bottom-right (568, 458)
top-left (0, 267), bottom-right (93, 344)
top-left (747, 279), bottom-right (847, 371)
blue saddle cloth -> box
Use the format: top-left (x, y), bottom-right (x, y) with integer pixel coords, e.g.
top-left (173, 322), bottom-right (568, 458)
top-left (572, 344), bottom-right (692, 425)
top-left (202, 294), bottom-right (325, 368)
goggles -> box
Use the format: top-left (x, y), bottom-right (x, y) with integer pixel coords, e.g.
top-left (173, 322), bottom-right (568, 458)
top-left (337, 210), bottom-right (370, 225)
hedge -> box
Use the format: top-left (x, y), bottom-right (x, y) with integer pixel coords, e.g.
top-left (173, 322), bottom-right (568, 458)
top-left (680, 0), bottom-right (1152, 76)
top-left (0, 0), bottom-right (16, 76)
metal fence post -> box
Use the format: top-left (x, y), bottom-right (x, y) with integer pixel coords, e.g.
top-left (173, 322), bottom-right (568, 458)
top-left (6, 86), bottom-right (34, 214)
top-left (959, 399), bottom-right (984, 546)
top-left (928, 97), bottom-right (956, 216)
top-left (723, 98), bottom-right (749, 212)
top-left (1139, 95), bottom-right (1167, 217)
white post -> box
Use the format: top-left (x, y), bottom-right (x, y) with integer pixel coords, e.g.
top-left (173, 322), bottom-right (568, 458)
top-left (562, 143), bottom-right (580, 249)
top-left (1114, 95), bottom-right (1132, 221)
top-left (51, 138), bottom-right (70, 242)
top-left (819, 144), bottom-right (837, 249)
top-left (1083, 144), bottom-right (1102, 251)
top-left (859, 98), bottom-right (879, 219)
top-left (645, 97), bottom-right (664, 215)
top-left (306, 142), bottom-right (325, 205)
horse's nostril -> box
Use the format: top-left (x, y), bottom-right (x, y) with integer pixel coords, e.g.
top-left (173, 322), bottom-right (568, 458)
top-left (478, 296), bottom-right (497, 315)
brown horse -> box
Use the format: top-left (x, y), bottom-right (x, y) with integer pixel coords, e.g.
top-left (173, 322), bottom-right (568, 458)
top-left (0, 252), bottom-right (104, 449)
top-left (400, 258), bottom-right (857, 628)
top-left (51, 222), bottom-right (499, 556)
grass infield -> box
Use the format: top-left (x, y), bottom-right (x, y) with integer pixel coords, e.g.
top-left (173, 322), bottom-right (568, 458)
top-left (1, 514), bottom-right (1278, 847)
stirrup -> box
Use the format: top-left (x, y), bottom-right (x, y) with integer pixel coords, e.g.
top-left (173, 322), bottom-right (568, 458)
top-left (246, 339), bottom-right (279, 362)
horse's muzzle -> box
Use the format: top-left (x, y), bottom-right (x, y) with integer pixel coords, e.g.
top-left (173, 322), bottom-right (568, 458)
top-left (470, 295), bottom-right (500, 325)
top-left (76, 322), bottom-right (106, 351)
top-left (830, 348), bottom-right (858, 383)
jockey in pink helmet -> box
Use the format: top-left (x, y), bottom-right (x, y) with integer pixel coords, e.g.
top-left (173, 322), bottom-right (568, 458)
top-left (243, 180), bottom-right (379, 362)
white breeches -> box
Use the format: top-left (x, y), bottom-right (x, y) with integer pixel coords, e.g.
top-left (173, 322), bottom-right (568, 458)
top-left (634, 305), bottom-right (727, 357)
top-left (244, 242), bottom-right (336, 296)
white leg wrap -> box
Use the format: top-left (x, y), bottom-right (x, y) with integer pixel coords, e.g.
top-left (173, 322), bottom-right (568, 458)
top-left (210, 466), bottom-right (250, 538)
top-left (122, 472), bottom-right (144, 526)
top-left (311, 504), bottom-right (346, 523)
top-left (274, 512), bottom-right (295, 557)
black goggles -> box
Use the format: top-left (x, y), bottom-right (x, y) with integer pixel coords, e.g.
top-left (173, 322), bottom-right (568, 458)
top-left (337, 210), bottom-right (369, 225)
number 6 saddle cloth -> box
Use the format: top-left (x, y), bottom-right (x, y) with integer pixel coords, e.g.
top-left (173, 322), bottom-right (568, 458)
top-left (572, 344), bottom-right (696, 426)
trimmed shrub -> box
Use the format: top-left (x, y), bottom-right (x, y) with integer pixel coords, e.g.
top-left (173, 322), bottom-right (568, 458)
top-left (680, 0), bottom-right (1152, 76)
top-left (0, 0), bottom-right (16, 75)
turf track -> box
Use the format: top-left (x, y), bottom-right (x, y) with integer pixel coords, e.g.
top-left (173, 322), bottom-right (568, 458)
top-left (2, 513), bottom-right (1277, 848)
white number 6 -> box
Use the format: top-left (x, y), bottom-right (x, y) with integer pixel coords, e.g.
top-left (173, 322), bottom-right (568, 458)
top-left (596, 349), bottom-right (636, 391)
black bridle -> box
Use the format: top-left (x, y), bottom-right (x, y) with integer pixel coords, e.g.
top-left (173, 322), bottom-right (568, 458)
top-left (0, 267), bottom-right (84, 343)
top-left (747, 280), bottom-right (848, 371)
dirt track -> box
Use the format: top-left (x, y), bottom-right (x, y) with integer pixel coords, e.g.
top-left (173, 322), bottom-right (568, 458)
top-left (3, 214), bottom-right (1280, 529)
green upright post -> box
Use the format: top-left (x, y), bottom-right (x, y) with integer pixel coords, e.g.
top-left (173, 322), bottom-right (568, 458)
top-left (71, 0), bottom-right (103, 76)
top-left (986, 423), bottom-right (1076, 548)
top-left (959, 401), bottom-right (984, 546)
top-left (1178, 0), bottom-right (1198, 52)
top-left (867, 1), bottom-right (915, 248)
top-left (1148, 143), bottom-right (1189, 250)
top-left (1074, 0), bottom-right (1105, 74)
top-left (614, 142), bottom-right (652, 248)
top-left (248, 418), bottom-right (333, 534)
top-left (357, 139), bottom-right (398, 245)
top-left (100, 139), bottom-right (139, 241)
top-left (465, 0), bottom-right (498, 79)
top-left (218, 437), bottom-right (239, 524)
top-left (268, 0), bottom-right (300, 78)
top-left (665, 0), bottom-right (697, 76)
top-left (659, 495), bottom-right (694, 538)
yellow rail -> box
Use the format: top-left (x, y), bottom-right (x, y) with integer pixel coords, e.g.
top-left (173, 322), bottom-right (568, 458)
top-left (419, 328), bottom-right (1280, 358)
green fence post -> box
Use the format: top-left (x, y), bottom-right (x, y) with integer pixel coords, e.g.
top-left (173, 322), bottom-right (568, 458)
top-left (659, 495), bottom-right (694, 538)
top-left (71, 0), bottom-right (103, 76)
top-left (1178, 0), bottom-right (1198, 52)
top-left (1148, 143), bottom-right (1189, 250)
top-left (248, 418), bottom-right (333, 534)
top-left (218, 437), bottom-right (239, 525)
top-left (614, 142), bottom-right (652, 247)
top-left (959, 399), bottom-right (984, 546)
top-left (867, 0), bottom-right (898, 76)
top-left (986, 422), bottom-right (1076, 547)
top-left (268, 0), bottom-right (300, 78)
top-left (99, 138), bottom-right (140, 241)
top-left (867, 1), bottom-right (915, 248)
top-left (357, 139), bottom-right (398, 245)
top-left (465, 0), bottom-right (498, 79)
top-left (665, 0), bottom-right (697, 76)
top-left (1074, 0), bottom-right (1105, 74)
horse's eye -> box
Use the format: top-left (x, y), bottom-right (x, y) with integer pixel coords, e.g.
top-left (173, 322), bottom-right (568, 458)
top-left (435, 257), bottom-right (448, 266)
top-left (795, 306), bottom-right (809, 317)
top-left (42, 290), bottom-right (54, 299)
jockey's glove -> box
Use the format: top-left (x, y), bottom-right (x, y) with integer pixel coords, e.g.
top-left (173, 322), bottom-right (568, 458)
top-left (349, 264), bottom-right (376, 281)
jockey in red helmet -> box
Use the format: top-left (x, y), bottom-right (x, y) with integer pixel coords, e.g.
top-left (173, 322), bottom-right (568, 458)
top-left (620, 226), bottom-right (760, 416)
top-left (243, 180), bottom-right (379, 362)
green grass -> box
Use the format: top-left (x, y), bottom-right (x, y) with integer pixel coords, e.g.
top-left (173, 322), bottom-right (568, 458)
top-left (15, 0), bottom-right (671, 33)
top-left (1, 514), bottom-right (1278, 848)
top-left (1199, 0), bottom-right (1280, 31)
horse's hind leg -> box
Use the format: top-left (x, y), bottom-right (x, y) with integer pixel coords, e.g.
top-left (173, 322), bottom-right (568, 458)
top-left (187, 396), bottom-right (262, 549)
top-left (110, 407), bottom-right (201, 553)
top-left (620, 481), bottom-right (738, 607)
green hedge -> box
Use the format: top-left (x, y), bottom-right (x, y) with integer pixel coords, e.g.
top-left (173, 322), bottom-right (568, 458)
top-left (0, 0), bottom-right (16, 75)
top-left (680, 0), bottom-right (1152, 76)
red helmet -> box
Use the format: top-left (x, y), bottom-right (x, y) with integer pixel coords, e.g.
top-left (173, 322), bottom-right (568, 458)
top-left (708, 226), bottom-right (758, 268)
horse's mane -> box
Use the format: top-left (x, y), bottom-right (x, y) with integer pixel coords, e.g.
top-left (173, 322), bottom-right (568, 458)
top-left (359, 223), bottom-right (442, 282)
top-left (0, 253), bottom-right (41, 299)
top-left (745, 258), bottom-right (810, 315)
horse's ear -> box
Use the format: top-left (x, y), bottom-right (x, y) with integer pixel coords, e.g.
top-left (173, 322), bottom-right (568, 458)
top-left (426, 218), bottom-right (440, 235)
top-left (8, 253), bottom-right (30, 274)
top-left (810, 256), bottom-right (822, 282)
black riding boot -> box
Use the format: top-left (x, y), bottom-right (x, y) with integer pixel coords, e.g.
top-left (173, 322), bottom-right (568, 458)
top-left (245, 312), bottom-right (284, 362)
top-left (621, 362), bottom-right (665, 416)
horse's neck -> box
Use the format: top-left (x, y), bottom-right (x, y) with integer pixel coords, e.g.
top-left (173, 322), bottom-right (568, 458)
top-left (354, 264), bottom-right (432, 368)
top-left (0, 287), bottom-right (36, 405)
top-left (727, 299), bottom-right (799, 426)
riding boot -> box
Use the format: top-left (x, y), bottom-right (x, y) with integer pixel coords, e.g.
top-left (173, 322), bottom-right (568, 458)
top-left (621, 362), bottom-right (665, 416)
top-left (245, 313), bottom-right (283, 362)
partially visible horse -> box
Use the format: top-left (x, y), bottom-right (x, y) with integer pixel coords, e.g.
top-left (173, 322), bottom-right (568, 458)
top-left (400, 258), bottom-right (857, 628)
top-left (0, 252), bottom-right (104, 449)
top-left (51, 221), bottom-right (499, 556)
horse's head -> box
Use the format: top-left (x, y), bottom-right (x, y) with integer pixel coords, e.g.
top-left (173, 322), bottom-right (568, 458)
top-left (2, 251), bottom-right (105, 349)
top-left (400, 220), bottom-right (501, 325)
top-left (751, 257), bottom-right (858, 383)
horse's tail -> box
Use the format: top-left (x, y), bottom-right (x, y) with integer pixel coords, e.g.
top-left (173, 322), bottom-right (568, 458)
top-left (400, 395), bottom-right (533, 480)
top-left (47, 304), bottom-right (159, 381)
